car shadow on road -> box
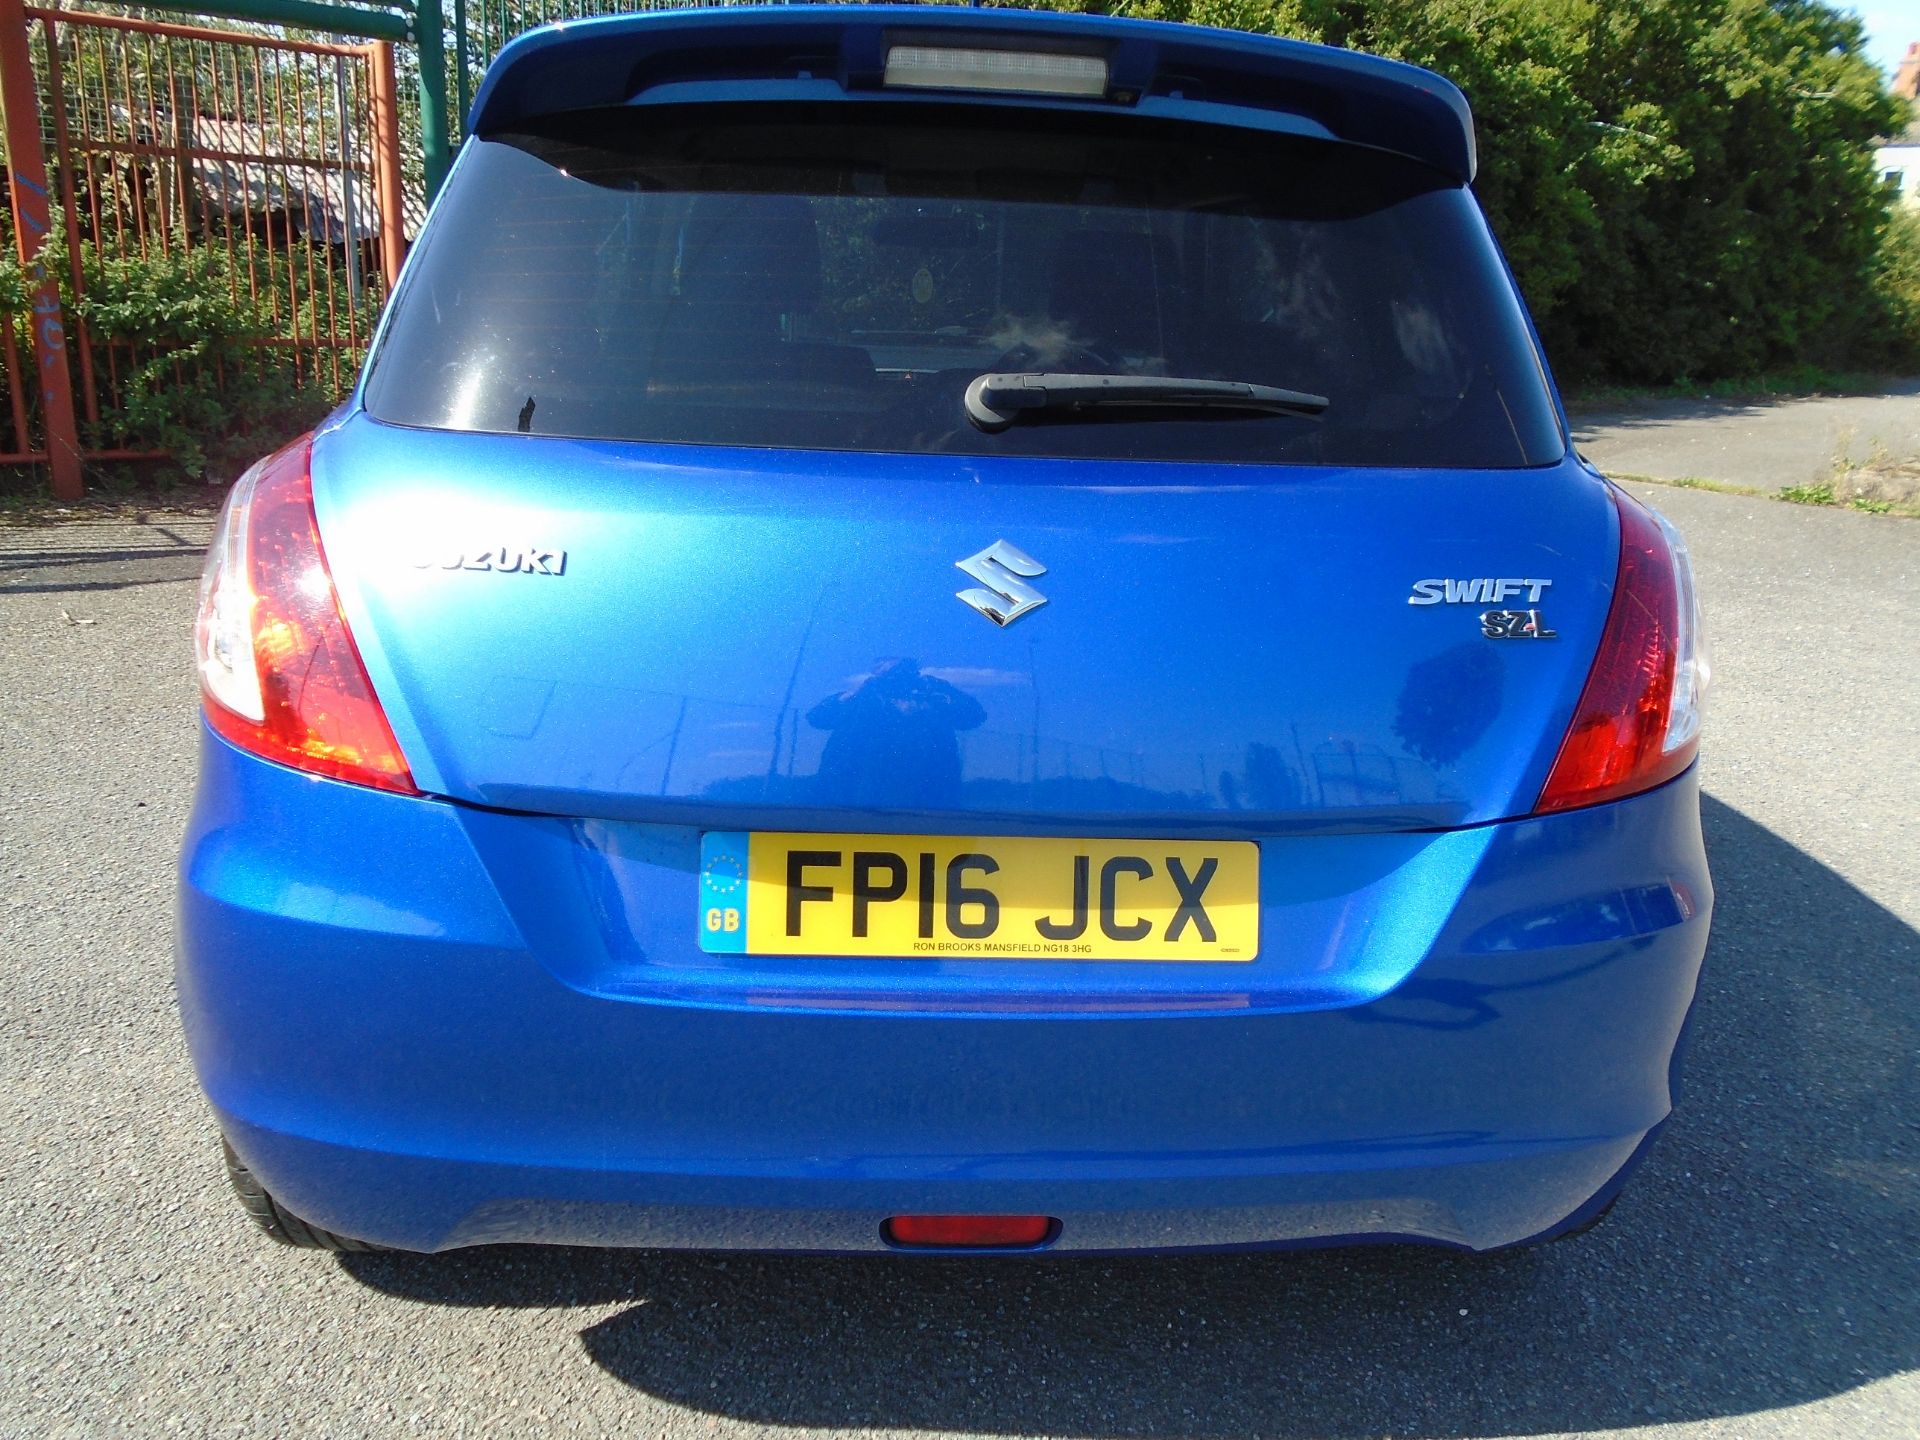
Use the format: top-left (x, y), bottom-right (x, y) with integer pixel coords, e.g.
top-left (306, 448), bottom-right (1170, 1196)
top-left (0, 535), bottom-right (208, 595)
top-left (340, 793), bottom-right (1918, 1437)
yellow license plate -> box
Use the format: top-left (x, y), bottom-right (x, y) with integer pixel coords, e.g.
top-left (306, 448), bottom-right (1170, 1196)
top-left (697, 832), bottom-right (1258, 961)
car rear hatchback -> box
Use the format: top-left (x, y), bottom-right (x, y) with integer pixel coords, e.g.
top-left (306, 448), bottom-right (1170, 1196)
top-left (178, 4), bottom-right (1711, 1255)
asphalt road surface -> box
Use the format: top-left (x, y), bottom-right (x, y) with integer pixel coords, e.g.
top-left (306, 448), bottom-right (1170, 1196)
top-left (1, 482), bottom-right (1915, 1438)
top-left (1571, 379), bottom-right (1920, 491)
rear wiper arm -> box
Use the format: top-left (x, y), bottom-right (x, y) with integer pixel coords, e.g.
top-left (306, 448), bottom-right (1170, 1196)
top-left (964, 372), bottom-right (1329, 433)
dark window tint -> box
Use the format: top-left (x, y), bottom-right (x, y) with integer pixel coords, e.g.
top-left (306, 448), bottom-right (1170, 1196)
top-left (364, 105), bottom-right (1564, 468)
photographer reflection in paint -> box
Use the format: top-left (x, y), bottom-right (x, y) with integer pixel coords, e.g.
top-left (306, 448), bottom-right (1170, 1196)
top-left (807, 658), bottom-right (987, 807)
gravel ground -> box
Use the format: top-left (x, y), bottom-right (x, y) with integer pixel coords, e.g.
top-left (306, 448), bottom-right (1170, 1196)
top-left (0, 484), bottom-right (1915, 1439)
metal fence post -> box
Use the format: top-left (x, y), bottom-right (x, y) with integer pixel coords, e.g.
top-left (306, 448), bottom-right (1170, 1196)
top-left (453, 0), bottom-right (468, 130)
top-left (413, 0), bottom-right (449, 200)
top-left (0, 0), bottom-right (83, 497)
top-left (333, 53), bottom-right (360, 301)
top-left (369, 39), bottom-right (406, 288)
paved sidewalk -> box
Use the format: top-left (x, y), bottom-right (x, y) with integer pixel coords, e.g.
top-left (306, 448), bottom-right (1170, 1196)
top-left (1570, 379), bottom-right (1920, 491)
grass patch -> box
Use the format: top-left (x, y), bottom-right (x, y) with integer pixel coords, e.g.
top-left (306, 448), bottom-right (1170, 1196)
top-left (1655, 475), bottom-right (1769, 497)
top-left (1614, 471), bottom-right (1920, 520)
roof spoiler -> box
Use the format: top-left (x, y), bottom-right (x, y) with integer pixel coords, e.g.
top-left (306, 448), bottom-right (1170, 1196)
top-left (467, 4), bottom-right (1476, 183)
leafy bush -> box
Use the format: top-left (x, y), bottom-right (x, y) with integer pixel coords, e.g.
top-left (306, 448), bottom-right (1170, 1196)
top-left (1062, 0), bottom-right (1919, 382)
top-left (0, 253), bottom-right (27, 316)
top-left (70, 243), bottom-right (343, 478)
top-left (1871, 208), bottom-right (1920, 360)
top-left (2, 215), bottom-right (357, 483)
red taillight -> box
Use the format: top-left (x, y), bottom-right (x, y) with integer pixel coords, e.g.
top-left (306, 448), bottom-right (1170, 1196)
top-left (883, 1215), bottom-right (1055, 1248)
top-left (195, 436), bottom-right (417, 794)
top-left (1534, 489), bottom-right (1704, 813)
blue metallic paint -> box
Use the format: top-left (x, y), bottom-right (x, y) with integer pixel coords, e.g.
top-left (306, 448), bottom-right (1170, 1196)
top-left (315, 421), bottom-right (1608, 834)
top-left (179, 728), bottom-right (1709, 1253)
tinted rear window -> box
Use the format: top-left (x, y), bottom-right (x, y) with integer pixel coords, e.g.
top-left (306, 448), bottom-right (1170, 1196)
top-left (364, 105), bottom-right (1564, 468)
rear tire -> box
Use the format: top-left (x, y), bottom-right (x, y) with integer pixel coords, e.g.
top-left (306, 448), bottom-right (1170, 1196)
top-left (222, 1137), bottom-right (385, 1251)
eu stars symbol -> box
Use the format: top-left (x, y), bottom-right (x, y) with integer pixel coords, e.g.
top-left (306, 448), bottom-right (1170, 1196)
top-left (705, 851), bottom-right (744, 894)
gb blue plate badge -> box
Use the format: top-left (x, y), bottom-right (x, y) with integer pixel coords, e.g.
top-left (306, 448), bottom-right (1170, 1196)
top-left (699, 832), bottom-right (749, 952)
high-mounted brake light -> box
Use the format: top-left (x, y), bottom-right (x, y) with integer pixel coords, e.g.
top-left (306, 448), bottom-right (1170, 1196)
top-left (1534, 490), bottom-right (1707, 813)
top-left (195, 437), bottom-right (417, 794)
top-left (883, 44), bottom-right (1109, 98)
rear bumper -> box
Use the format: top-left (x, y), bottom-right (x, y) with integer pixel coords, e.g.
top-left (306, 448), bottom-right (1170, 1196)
top-left (177, 730), bottom-right (1711, 1253)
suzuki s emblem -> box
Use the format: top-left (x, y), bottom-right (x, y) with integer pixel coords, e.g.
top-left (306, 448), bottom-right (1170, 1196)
top-left (955, 540), bottom-right (1048, 627)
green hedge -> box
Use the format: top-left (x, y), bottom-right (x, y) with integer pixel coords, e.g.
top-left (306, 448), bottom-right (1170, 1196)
top-left (2, 211), bottom-right (345, 481)
top-left (1068, 0), bottom-right (1919, 383)
top-left (70, 243), bottom-right (349, 478)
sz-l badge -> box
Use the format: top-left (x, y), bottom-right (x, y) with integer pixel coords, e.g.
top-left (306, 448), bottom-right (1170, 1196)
top-left (1480, 609), bottom-right (1557, 639)
top-left (956, 540), bottom-right (1048, 627)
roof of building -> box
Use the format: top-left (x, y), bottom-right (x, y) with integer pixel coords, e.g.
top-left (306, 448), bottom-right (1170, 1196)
top-left (1894, 39), bottom-right (1919, 102)
top-left (188, 115), bottom-right (428, 243)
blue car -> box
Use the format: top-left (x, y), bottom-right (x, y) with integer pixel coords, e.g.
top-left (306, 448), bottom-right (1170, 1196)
top-left (179, 4), bottom-right (1712, 1255)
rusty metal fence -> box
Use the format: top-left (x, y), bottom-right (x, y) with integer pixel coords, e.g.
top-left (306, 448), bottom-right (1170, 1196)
top-left (2, 0), bottom-right (408, 494)
top-left (2, 0), bottom-right (803, 496)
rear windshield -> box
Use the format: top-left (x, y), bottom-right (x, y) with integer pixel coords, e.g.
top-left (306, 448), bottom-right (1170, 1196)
top-left (364, 105), bottom-right (1564, 468)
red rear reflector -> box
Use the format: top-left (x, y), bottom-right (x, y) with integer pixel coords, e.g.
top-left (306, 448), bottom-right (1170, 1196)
top-left (884, 1215), bottom-right (1054, 1248)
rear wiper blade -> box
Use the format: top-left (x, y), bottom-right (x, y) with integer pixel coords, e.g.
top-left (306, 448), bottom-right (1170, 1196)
top-left (964, 372), bottom-right (1329, 433)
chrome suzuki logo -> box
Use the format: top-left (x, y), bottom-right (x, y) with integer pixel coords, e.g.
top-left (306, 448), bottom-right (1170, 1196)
top-left (955, 540), bottom-right (1048, 627)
